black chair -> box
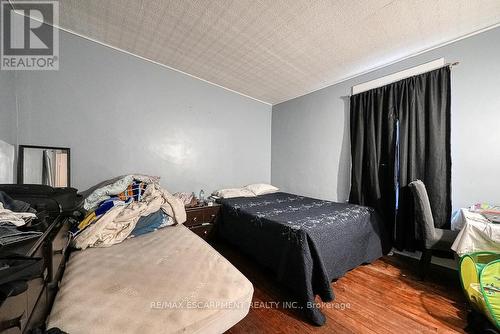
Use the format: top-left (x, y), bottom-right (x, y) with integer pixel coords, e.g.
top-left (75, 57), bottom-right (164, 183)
top-left (409, 180), bottom-right (459, 280)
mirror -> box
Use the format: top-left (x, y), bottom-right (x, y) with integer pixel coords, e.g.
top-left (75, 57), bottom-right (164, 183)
top-left (0, 140), bottom-right (15, 184)
top-left (18, 145), bottom-right (71, 187)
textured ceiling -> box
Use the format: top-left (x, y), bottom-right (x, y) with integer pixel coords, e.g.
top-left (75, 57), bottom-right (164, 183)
top-left (30, 1), bottom-right (500, 104)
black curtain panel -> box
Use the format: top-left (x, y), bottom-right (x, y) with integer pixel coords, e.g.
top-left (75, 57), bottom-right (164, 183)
top-left (349, 85), bottom-right (398, 245)
top-left (395, 67), bottom-right (452, 250)
top-left (349, 66), bottom-right (451, 251)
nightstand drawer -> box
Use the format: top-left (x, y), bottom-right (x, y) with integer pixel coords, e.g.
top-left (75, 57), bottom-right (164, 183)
top-left (185, 205), bottom-right (221, 226)
top-left (190, 224), bottom-right (214, 240)
top-left (203, 207), bottom-right (220, 224)
top-left (185, 204), bottom-right (221, 241)
top-left (185, 210), bottom-right (204, 227)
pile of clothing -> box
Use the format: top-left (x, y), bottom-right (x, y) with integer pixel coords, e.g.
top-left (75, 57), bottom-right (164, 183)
top-left (72, 175), bottom-right (186, 250)
top-left (0, 191), bottom-right (42, 246)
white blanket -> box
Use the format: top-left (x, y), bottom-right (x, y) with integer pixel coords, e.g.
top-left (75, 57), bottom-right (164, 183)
top-left (451, 209), bottom-right (500, 255)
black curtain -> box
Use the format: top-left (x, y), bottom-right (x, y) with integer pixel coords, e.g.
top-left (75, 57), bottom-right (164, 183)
top-left (349, 84), bottom-right (398, 243)
top-left (349, 66), bottom-right (451, 250)
top-left (395, 67), bottom-right (451, 250)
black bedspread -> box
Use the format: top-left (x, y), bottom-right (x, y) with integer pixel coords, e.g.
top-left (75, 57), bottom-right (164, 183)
top-left (218, 192), bottom-right (387, 326)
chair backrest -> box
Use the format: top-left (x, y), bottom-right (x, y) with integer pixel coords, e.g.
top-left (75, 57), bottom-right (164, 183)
top-left (409, 180), bottom-right (436, 246)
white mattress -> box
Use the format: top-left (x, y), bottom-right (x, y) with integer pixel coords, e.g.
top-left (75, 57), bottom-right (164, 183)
top-left (47, 224), bottom-right (253, 334)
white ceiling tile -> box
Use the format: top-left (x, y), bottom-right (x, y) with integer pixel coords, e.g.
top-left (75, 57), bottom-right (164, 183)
top-left (45, 0), bottom-right (500, 104)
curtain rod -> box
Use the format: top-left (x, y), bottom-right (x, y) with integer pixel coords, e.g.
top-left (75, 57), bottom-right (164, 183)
top-left (349, 60), bottom-right (460, 96)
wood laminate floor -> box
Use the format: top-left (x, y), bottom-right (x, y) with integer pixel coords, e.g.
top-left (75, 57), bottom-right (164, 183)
top-left (214, 242), bottom-right (467, 334)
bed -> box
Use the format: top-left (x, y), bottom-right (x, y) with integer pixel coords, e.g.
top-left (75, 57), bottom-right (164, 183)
top-left (218, 192), bottom-right (388, 326)
top-left (47, 224), bottom-right (254, 334)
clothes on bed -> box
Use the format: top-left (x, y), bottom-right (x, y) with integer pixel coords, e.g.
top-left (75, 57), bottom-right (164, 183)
top-left (94, 197), bottom-right (131, 216)
top-left (75, 211), bottom-right (96, 231)
top-left (117, 180), bottom-right (146, 202)
top-left (128, 210), bottom-right (173, 238)
top-left (70, 198), bottom-right (131, 238)
top-left (83, 174), bottom-right (160, 211)
top-left (73, 177), bottom-right (186, 249)
top-left (70, 211), bottom-right (97, 238)
top-left (218, 192), bottom-right (388, 326)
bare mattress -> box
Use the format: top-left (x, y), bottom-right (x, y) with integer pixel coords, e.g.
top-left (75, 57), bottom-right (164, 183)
top-left (47, 224), bottom-right (253, 334)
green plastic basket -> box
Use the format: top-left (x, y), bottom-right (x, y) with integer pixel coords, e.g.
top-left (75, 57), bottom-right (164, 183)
top-left (459, 252), bottom-right (500, 329)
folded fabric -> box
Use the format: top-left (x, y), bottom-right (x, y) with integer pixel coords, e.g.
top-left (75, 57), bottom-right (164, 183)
top-left (0, 225), bottom-right (43, 246)
top-left (74, 182), bottom-right (186, 249)
top-left (83, 175), bottom-right (160, 211)
top-left (0, 203), bottom-right (37, 227)
top-left (128, 210), bottom-right (173, 238)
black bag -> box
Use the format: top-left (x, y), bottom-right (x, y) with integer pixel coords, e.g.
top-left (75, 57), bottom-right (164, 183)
top-left (0, 184), bottom-right (81, 217)
top-left (0, 256), bottom-right (44, 288)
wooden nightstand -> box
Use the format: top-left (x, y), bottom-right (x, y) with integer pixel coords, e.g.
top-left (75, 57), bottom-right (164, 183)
top-left (184, 204), bottom-right (221, 241)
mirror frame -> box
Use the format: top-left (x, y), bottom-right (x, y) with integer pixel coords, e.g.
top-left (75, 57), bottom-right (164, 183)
top-left (18, 145), bottom-right (71, 187)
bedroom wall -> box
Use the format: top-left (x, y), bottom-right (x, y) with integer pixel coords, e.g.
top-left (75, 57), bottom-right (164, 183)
top-left (272, 26), bottom-right (500, 211)
top-left (12, 30), bottom-right (272, 193)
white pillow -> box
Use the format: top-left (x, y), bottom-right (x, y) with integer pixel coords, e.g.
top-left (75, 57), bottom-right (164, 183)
top-left (213, 188), bottom-right (256, 199)
top-left (245, 183), bottom-right (279, 196)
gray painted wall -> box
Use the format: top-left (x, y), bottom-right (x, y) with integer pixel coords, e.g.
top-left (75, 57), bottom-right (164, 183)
top-left (13, 31), bottom-right (271, 193)
top-left (0, 71), bottom-right (16, 145)
top-left (272, 27), bottom-right (500, 211)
